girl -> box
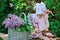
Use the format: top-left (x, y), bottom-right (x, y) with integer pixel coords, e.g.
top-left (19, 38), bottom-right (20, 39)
top-left (33, 0), bottom-right (54, 32)
top-left (31, 0), bottom-right (56, 40)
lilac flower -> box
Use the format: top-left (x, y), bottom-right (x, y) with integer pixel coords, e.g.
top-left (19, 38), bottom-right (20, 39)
top-left (2, 14), bottom-right (25, 28)
top-left (8, 14), bottom-right (13, 18)
top-left (2, 18), bottom-right (10, 26)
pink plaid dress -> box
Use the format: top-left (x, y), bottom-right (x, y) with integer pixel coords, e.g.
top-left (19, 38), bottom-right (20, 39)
top-left (29, 14), bottom-right (48, 38)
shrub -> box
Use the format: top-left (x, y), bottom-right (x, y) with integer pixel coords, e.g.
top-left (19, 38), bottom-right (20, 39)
top-left (45, 0), bottom-right (60, 37)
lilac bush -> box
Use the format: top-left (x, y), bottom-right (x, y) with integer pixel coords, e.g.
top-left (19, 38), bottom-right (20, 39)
top-left (2, 14), bottom-right (25, 28)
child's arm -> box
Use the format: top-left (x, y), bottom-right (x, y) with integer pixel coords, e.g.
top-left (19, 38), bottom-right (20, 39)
top-left (45, 10), bottom-right (54, 16)
top-left (41, 2), bottom-right (54, 16)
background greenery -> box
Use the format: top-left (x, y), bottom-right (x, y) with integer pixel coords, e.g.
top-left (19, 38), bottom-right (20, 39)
top-left (44, 0), bottom-right (60, 37)
top-left (0, 37), bottom-right (3, 40)
top-left (0, 0), bottom-right (60, 37)
top-left (0, 0), bottom-right (9, 34)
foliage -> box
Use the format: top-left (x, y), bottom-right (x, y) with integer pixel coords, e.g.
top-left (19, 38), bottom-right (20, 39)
top-left (0, 0), bottom-right (9, 33)
top-left (16, 13), bottom-right (34, 33)
top-left (44, 0), bottom-right (60, 37)
top-left (10, 0), bottom-right (34, 15)
top-left (15, 24), bottom-right (34, 33)
top-left (49, 20), bottom-right (60, 37)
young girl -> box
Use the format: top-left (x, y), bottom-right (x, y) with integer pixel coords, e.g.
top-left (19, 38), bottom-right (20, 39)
top-left (31, 0), bottom-right (56, 40)
top-left (33, 0), bottom-right (54, 32)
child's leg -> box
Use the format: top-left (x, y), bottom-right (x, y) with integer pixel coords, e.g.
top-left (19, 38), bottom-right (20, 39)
top-left (32, 22), bottom-right (40, 38)
top-left (50, 38), bottom-right (56, 40)
top-left (32, 23), bottom-right (38, 38)
top-left (41, 29), bottom-right (56, 40)
top-left (39, 32), bottom-right (50, 40)
top-left (43, 37), bottom-right (50, 40)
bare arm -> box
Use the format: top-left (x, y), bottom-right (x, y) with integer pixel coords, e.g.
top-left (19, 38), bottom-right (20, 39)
top-left (45, 10), bottom-right (54, 16)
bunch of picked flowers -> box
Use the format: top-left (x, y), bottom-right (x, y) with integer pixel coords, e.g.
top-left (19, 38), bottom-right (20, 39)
top-left (2, 13), bottom-right (34, 33)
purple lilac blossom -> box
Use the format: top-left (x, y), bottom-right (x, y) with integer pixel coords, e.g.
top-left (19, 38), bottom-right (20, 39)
top-left (8, 14), bottom-right (13, 18)
top-left (2, 14), bottom-right (25, 28)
